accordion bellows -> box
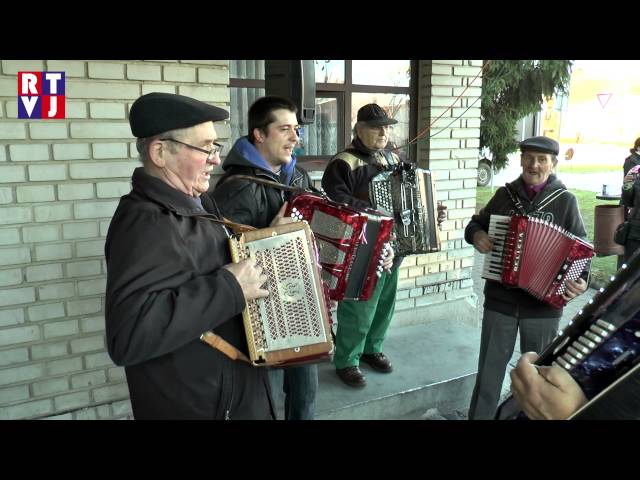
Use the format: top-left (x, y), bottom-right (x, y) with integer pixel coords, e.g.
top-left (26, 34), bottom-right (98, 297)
top-left (229, 222), bottom-right (333, 366)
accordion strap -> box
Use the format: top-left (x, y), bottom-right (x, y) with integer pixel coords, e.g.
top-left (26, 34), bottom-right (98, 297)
top-left (220, 174), bottom-right (324, 196)
top-left (504, 184), bottom-right (568, 215)
top-left (200, 331), bottom-right (251, 363)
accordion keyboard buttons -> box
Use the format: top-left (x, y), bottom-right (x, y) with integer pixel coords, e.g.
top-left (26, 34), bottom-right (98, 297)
top-left (567, 346), bottom-right (584, 360)
top-left (576, 336), bottom-right (596, 350)
top-left (595, 319), bottom-right (615, 331)
top-left (584, 331), bottom-right (603, 344)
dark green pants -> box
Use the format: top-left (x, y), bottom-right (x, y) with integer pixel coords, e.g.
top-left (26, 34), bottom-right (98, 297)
top-left (333, 268), bottom-right (399, 369)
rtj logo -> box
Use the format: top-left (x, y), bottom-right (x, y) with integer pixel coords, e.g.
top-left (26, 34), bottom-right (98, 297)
top-left (17, 71), bottom-right (66, 119)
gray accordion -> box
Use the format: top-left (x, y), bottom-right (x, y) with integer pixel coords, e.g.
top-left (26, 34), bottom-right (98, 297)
top-left (369, 162), bottom-right (441, 256)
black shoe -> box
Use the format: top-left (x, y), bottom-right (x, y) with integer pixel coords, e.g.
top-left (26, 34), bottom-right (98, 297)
top-left (360, 353), bottom-right (393, 373)
top-left (336, 366), bottom-right (367, 388)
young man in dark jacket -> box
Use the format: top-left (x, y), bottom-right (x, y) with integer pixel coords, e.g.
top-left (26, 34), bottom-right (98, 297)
top-left (210, 96), bottom-right (318, 420)
top-left (105, 93), bottom-right (275, 420)
top-left (464, 136), bottom-right (589, 419)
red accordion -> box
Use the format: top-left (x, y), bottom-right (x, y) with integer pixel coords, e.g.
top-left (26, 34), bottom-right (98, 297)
top-left (482, 215), bottom-right (594, 308)
top-left (284, 192), bottom-right (394, 301)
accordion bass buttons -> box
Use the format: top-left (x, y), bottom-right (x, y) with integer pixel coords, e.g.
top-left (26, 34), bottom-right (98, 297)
top-left (595, 319), bottom-right (615, 331)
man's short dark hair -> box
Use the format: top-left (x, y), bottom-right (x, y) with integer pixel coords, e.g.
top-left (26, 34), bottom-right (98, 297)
top-left (248, 96), bottom-right (297, 143)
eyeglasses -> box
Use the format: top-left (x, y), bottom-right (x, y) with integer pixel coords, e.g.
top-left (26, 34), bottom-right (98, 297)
top-left (160, 138), bottom-right (224, 161)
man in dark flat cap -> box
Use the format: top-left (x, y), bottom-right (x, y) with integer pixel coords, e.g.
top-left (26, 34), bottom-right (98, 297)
top-left (464, 135), bottom-right (590, 419)
top-left (104, 92), bottom-right (276, 419)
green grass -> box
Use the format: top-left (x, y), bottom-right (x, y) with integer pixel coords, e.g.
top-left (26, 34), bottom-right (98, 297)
top-left (556, 164), bottom-right (620, 174)
top-left (475, 187), bottom-right (618, 286)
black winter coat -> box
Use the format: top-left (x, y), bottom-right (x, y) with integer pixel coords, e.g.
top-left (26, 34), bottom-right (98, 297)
top-left (105, 167), bottom-right (274, 420)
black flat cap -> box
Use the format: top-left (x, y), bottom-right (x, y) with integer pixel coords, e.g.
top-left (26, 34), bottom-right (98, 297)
top-left (357, 103), bottom-right (398, 127)
top-left (519, 136), bottom-right (559, 156)
top-left (129, 92), bottom-right (229, 138)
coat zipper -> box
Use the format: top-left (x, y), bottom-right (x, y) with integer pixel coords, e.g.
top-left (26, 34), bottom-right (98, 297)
top-left (224, 370), bottom-right (234, 420)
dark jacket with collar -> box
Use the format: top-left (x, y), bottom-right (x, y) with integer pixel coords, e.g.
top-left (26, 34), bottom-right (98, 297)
top-left (623, 151), bottom-right (640, 177)
top-left (210, 137), bottom-right (311, 228)
top-left (104, 167), bottom-right (274, 420)
top-left (465, 174), bottom-right (589, 318)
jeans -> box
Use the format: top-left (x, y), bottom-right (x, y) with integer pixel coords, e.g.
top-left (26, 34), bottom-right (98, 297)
top-left (268, 364), bottom-right (318, 420)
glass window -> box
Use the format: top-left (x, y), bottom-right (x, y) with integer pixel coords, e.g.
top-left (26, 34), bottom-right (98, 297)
top-left (352, 60), bottom-right (411, 87)
top-left (351, 92), bottom-right (410, 149)
top-left (230, 60), bottom-right (265, 80)
top-left (229, 87), bottom-right (265, 146)
top-left (313, 60), bottom-right (345, 84)
top-left (294, 97), bottom-right (339, 156)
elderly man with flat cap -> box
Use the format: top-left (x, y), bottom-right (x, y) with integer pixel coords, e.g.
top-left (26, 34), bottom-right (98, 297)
top-left (464, 135), bottom-right (590, 420)
top-left (104, 92), bottom-right (275, 420)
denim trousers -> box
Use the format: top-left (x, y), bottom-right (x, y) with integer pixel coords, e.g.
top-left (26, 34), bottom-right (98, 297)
top-left (268, 363), bottom-right (318, 420)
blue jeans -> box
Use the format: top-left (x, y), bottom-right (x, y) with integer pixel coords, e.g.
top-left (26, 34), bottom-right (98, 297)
top-left (269, 364), bottom-right (318, 420)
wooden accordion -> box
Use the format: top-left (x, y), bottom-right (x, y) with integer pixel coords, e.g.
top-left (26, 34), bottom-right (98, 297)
top-left (228, 222), bottom-right (333, 367)
top-left (369, 162), bottom-right (441, 255)
top-left (285, 192), bottom-right (394, 301)
top-left (497, 249), bottom-right (640, 420)
top-left (482, 214), bottom-right (594, 308)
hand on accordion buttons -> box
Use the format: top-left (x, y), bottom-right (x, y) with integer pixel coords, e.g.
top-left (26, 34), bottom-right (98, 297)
top-left (222, 258), bottom-right (269, 302)
top-left (510, 352), bottom-right (587, 420)
top-left (381, 242), bottom-right (394, 273)
top-left (561, 278), bottom-right (587, 302)
top-left (472, 230), bottom-right (494, 254)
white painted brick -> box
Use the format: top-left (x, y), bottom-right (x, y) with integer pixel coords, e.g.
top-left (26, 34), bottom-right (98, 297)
top-left (0, 165), bottom-right (26, 182)
top-left (85, 351), bottom-right (113, 369)
top-left (449, 168), bottom-right (477, 180)
top-left (0, 186), bottom-right (12, 204)
top-left (431, 65), bottom-right (454, 75)
top-left (29, 124), bottom-right (68, 140)
top-left (58, 183), bottom-right (94, 201)
top-left (127, 64), bottom-right (161, 81)
top-left (89, 103), bottom-right (126, 119)
top-left (141, 84), bottom-right (176, 95)
top-left (88, 62), bottom-right (125, 80)
top-left (164, 65), bottom-right (196, 82)
top-left (0, 384), bottom-right (30, 403)
top-left (0, 348), bottom-right (29, 369)
top-left (452, 107), bottom-right (481, 117)
top-left (92, 143), bottom-right (128, 159)
top-left (70, 122), bottom-right (131, 139)
top-left (430, 86), bottom-right (454, 97)
top-left (46, 356), bottom-right (82, 375)
top-left (0, 398), bottom-right (52, 420)
top-left (80, 315), bottom-right (104, 333)
top-left (69, 162), bottom-right (136, 180)
top-left (16, 185), bottom-right (55, 203)
top-left (28, 164), bottom-right (67, 181)
top-left (43, 319), bottom-right (79, 339)
top-left (434, 60), bottom-right (464, 66)
top-left (431, 75), bottom-right (463, 86)
top-left (70, 334), bottom-right (105, 354)
top-left (47, 60), bottom-right (85, 77)
top-left (435, 179), bottom-right (464, 191)
top-left (2, 60), bottom-right (45, 74)
top-left (78, 278), bottom-right (106, 296)
top-left (429, 160), bottom-right (459, 170)
top-left (178, 85), bottom-right (229, 103)
top-left (465, 139), bottom-right (480, 149)
top-left (71, 369), bottom-right (106, 388)
top-left (0, 269), bottom-right (22, 287)
top-left (54, 390), bottom-right (91, 411)
top-left (34, 243), bottom-right (72, 261)
top-left (66, 298), bottom-right (101, 316)
top-left (0, 246), bottom-right (30, 266)
top-left (74, 408), bottom-right (97, 420)
top-left (52, 143), bottom-right (90, 160)
top-left (198, 67), bottom-right (228, 84)
top-left (0, 145), bottom-right (5, 161)
top-left (9, 144), bottom-right (50, 161)
top-left (466, 118), bottom-right (481, 128)
top-left (454, 65), bottom-right (482, 76)
top-left (108, 366), bottom-right (125, 382)
top-left (28, 302), bottom-right (65, 322)
top-left (92, 382), bottom-right (129, 403)
top-left (0, 122), bottom-right (27, 139)
top-left (99, 221), bottom-right (110, 237)
top-left (76, 239), bottom-right (105, 257)
top-left (96, 181), bottom-right (130, 198)
top-left (0, 228), bottom-right (20, 245)
top-left (452, 128), bottom-right (481, 139)
top-left (0, 308), bottom-right (24, 327)
top-left (4, 101), bottom-right (17, 118)
top-left (182, 60), bottom-right (227, 66)
top-left (39, 282), bottom-right (75, 301)
top-left (66, 80), bottom-right (139, 100)
top-left (32, 377), bottom-right (69, 397)
top-left (62, 222), bottom-right (98, 240)
top-left (22, 224), bottom-right (60, 243)
top-left (34, 203), bottom-right (72, 222)
top-left (66, 101), bottom-right (88, 119)
top-left (448, 189), bottom-right (476, 200)
top-left (429, 138), bottom-right (461, 150)
top-left (31, 340), bottom-right (68, 360)
top-left (26, 263), bottom-right (63, 282)
top-left (0, 79), bottom-right (15, 96)
top-left (74, 200), bottom-right (119, 219)
top-left (0, 325), bottom-right (40, 346)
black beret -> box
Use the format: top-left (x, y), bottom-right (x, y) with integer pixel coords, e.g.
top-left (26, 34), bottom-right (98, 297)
top-left (519, 136), bottom-right (559, 156)
top-left (129, 92), bottom-right (229, 138)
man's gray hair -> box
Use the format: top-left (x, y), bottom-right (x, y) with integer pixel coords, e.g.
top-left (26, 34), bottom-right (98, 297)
top-left (136, 127), bottom-right (189, 165)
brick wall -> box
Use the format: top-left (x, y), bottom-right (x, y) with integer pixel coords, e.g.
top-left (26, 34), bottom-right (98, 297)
top-left (0, 59), bottom-right (481, 419)
top-left (0, 60), bottom-right (230, 419)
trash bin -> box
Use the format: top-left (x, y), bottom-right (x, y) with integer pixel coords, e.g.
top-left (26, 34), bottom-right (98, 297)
top-left (593, 204), bottom-right (625, 256)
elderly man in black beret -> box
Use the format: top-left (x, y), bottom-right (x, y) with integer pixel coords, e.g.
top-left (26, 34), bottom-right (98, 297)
top-left (104, 92), bottom-right (275, 419)
top-left (464, 135), bottom-right (590, 419)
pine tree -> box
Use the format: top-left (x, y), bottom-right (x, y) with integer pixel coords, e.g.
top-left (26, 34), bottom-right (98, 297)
top-left (481, 60), bottom-right (573, 171)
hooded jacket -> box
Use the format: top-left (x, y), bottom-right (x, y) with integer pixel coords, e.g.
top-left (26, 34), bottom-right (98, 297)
top-left (210, 137), bottom-right (311, 228)
top-left (465, 174), bottom-right (589, 318)
top-left (105, 167), bottom-right (274, 420)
